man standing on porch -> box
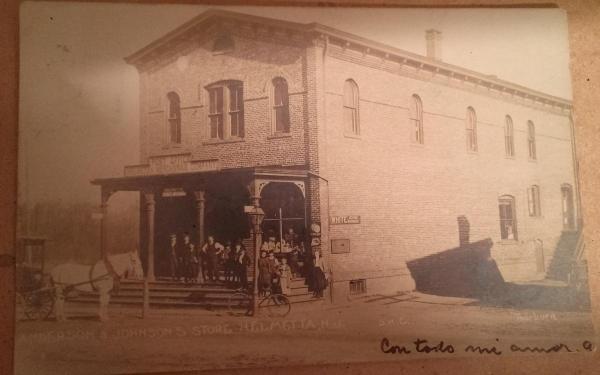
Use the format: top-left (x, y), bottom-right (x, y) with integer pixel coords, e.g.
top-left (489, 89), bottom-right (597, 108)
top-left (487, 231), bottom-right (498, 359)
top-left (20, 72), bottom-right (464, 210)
top-left (167, 234), bottom-right (178, 282)
top-left (202, 235), bottom-right (224, 282)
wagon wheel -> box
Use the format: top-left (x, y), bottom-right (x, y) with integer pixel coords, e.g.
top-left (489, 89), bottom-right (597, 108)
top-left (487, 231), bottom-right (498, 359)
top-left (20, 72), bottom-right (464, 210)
top-left (23, 289), bottom-right (55, 320)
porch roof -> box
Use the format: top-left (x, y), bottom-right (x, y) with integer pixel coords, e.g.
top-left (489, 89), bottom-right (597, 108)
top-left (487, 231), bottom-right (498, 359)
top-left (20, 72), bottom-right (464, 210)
top-left (91, 165), bottom-right (309, 191)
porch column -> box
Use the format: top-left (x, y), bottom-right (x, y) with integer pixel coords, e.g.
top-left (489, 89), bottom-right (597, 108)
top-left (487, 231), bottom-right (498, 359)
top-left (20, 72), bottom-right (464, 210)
top-left (247, 206), bottom-right (265, 315)
top-left (144, 191), bottom-right (156, 281)
top-left (99, 188), bottom-right (113, 258)
top-left (193, 191), bottom-right (206, 247)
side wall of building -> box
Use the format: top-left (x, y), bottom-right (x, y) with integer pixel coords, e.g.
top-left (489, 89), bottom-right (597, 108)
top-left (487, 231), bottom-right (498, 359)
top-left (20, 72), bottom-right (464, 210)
top-left (321, 50), bottom-right (576, 299)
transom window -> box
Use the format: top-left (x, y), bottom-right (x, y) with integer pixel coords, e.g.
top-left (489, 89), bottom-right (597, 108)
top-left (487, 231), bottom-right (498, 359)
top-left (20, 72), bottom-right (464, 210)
top-left (410, 94), bottom-right (424, 144)
top-left (528, 120), bottom-right (537, 160)
top-left (166, 92), bottom-right (181, 144)
top-left (499, 195), bottom-right (518, 240)
top-left (466, 107), bottom-right (478, 152)
top-left (272, 77), bottom-right (290, 133)
top-left (343, 79), bottom-right (360, 135)
top-left (505, 115), bottom-right (515, 157)
top-left (527, 185), bottom-right (541, 217)
top-left (206, 81), bottom-right (244, 140)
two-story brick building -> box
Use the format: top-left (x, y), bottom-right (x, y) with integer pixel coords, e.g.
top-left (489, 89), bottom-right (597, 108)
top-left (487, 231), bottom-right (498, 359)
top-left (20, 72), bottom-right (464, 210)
top-left (93, 9), bottom-right (580, 301)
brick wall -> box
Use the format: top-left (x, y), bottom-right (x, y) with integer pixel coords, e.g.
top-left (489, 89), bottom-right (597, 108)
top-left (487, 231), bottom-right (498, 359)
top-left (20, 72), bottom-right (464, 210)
top-left (138, 29), bottom-right (309, 170)
top-left (320, 51), bottom-right (576, 296)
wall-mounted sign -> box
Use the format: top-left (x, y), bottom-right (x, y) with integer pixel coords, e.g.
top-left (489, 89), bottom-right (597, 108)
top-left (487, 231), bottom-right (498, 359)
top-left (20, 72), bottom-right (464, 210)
top-left (331, 239), bottom-right (350, 254)
top-left (330, 215), bottom-right (361, 225)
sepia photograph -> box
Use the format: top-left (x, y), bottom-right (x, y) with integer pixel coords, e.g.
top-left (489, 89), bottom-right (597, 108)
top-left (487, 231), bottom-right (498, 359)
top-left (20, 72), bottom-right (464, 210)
top-left (14, 2), bottom-right (594, 374)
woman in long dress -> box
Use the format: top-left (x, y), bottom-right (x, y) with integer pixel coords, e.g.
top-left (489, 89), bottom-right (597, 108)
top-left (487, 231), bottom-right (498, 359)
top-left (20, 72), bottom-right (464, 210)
top-left (278, 257), bottom-right (293, 295)
top-left (257, 251), bottom-right (272, 295)
top-left (312, 250), bottom-right (328, 298)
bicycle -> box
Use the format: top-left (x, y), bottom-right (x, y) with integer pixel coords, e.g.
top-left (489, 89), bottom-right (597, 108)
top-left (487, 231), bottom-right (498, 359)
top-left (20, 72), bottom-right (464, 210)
top-left (227, 288), bottom-right (291, 317)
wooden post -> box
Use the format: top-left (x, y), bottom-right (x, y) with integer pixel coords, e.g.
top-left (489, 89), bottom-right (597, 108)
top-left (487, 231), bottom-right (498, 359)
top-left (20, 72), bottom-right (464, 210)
top-left (144, 192), bottom-right (156, 281)
top-left (193, 190), bottom-right (206, 249)
top-left (248, 205), bottom-right (264, 316)
top-left (99, 188), bottom-right (112, 258)
top-left (142, 278), bottom-right (150, 318)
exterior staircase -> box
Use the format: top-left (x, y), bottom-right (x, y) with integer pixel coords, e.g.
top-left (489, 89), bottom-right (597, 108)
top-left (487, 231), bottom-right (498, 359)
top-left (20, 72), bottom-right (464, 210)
top-left (546, 231), bottom-right (581, 282)
top-left (66, 276), bottom-right (318, 310)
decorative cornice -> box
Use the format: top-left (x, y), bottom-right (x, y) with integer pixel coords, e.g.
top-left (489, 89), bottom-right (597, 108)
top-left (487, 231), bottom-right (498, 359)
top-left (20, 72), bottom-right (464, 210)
top-left (125, 8), bottom-right (572, 112)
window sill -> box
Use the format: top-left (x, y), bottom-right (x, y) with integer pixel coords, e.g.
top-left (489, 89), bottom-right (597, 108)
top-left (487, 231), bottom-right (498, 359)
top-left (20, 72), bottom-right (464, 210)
top-left (343, 133), bottom-right (361, 140)
top-left (466, 150), bottom-right (479, 155)
top-left (528, 158), bottom-right (538, 163)
top-left (161, 144), bottom-right (185, 150)
top-left (505, 155), bottom-right (516, 160)
top-left (497, 240), bottom-right (519, 245)
top-left (410, 141), bottom-right (425, 148)
top-left (202, 137), bottom-right (244, 145)
top-left (267, 132), bottom-right (292, 140)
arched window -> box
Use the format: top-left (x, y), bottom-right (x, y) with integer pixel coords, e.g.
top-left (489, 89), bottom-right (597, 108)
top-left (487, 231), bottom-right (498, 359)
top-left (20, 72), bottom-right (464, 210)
top-left (561, 183), bottom-right (575, 230)
top-left (410, 94), bottom-right (424, 144)
top-left (527, 185), bottom-right (541, 216)
top-left (498, 195), bottom-right (518, 240)
top-left (528, 120), bottom-right (537, 160)
top-left (343, 79), bottom-right (360, 135)
top-left (206, 80), bottom-right (244, 139)
top-left (166, 92), bottom-right (181, 144)
top-left (272, 77), bottom-right (290, 133)
top-left (504, 115), bottom-right (514, 157)
top-left (466, 107), bottom-right (477, 152)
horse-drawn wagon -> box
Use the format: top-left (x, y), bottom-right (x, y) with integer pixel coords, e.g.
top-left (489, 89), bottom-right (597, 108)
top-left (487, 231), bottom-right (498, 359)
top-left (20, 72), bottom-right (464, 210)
top-left (16, 237), bottom-right (55, 320)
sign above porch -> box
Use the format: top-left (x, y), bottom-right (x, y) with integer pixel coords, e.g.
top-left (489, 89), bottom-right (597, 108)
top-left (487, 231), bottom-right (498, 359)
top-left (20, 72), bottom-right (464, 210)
top-left (124, 153), bottom-right (220, 177)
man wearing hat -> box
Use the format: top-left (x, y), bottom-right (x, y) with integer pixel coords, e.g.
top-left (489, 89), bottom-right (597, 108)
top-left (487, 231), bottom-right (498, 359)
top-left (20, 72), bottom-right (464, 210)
top-left (167, 233), bottom-right (179, 282)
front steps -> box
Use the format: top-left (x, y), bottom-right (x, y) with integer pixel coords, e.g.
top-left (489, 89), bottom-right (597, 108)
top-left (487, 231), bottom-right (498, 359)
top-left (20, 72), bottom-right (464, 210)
top-left (66, 277), bottom-right (320, 310)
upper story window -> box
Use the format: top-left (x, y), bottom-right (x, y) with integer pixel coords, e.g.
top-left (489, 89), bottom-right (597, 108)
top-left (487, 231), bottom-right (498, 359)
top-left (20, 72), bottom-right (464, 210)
top-left (343, 79), bottom-right (360, 136)
top-left (527, 120), bottom-right (537, 160)
top-left (527, 185), bottom-right (541, 217)
top-left (410, 94), bottom-right (424, 144)
top-left (466, 107), bottom-right (478, 152)
top-left (272, 77), bottom-right (290, 133)
top-left (166, 92), bottom-right (181, 144)
top-left (498, 195), bottom-right (518, 240)
top-left (206, 81), bottom-right (244, 140)
top-left (504, 115), bottom-right (515, 157)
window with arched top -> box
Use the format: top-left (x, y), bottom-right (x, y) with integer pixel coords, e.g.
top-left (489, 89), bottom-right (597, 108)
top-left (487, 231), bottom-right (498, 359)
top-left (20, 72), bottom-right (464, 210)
top-left (343, 79), bottom-right (360, 135)
top-left (272, 77), bottom-right (290, 133)
top-left (410, 94), bottom-right (424, 144)
top-left (528, 120), bottom-right (537, 160)
top-left (498, 195), bottom-right (518, 240)
top-left (206, 80), bottom-right (244, 140)
top-left (505, 115), bottom-right (514, 157)
top-left (166, 92), bottom-right (181, 144)
top-left (527, 185), bottom-right (541, 216)
top-left (466, 107), bottom-right (477, 152)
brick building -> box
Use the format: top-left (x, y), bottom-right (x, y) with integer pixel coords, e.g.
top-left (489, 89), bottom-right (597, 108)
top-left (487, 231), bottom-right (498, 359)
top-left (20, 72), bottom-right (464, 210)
top-left (93, 9), bottom-right (580, 301)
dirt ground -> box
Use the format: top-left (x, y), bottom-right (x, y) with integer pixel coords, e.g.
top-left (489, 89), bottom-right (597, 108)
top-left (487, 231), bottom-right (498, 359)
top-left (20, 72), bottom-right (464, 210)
top-left (14, 292), bottom-right (595, 375)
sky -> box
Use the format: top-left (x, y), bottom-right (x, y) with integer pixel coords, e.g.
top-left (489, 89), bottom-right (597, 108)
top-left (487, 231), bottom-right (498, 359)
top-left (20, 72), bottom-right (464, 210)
top-left (18, 1), bottom-right (573, 206)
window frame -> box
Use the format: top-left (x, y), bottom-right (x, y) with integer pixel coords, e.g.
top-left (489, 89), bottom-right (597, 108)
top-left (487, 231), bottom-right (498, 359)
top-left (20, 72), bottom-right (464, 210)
top-left (205, 80), bottom-right (245, 141)
top-left (272, 77), bottom-right (291, 134)
top-left (504, 115), bottom-right (515, 157)
top-left (528, 120), bottom-right (537, 160)
top-left (498, 195), bottom-right (518, 241)
top-left (527, 185), bottom-right (542, 217)
top-left (166, 91), bottom-right (182, 145)
top-left (343, 79), bottom-right (360, 137)
top-left (466, 107), bottom-right (478, 152)
top-left (410, 94), bottom-right (424, 144)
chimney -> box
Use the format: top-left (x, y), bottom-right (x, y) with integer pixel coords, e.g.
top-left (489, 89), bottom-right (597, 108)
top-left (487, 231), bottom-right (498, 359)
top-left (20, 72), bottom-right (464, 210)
top-left (425, 29), bottom-right (442, 61)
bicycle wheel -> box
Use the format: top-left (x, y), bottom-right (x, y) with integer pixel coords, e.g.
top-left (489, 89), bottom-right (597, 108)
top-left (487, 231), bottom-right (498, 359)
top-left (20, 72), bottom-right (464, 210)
top-left (227, 292), bottom-right (251, 316)
top-left (264, 293), bottom-right (291, 318)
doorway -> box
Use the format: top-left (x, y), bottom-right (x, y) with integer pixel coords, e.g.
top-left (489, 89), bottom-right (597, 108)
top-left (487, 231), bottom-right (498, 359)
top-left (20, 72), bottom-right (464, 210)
top-left (561, 184), bottom-right (575, 230)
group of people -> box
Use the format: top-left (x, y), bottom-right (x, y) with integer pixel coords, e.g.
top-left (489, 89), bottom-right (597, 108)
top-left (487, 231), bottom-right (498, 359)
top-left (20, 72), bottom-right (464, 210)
top-left (165, 228), bottom-right (329, 298)
top-left (166, 233), bottom-right (251, 288)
